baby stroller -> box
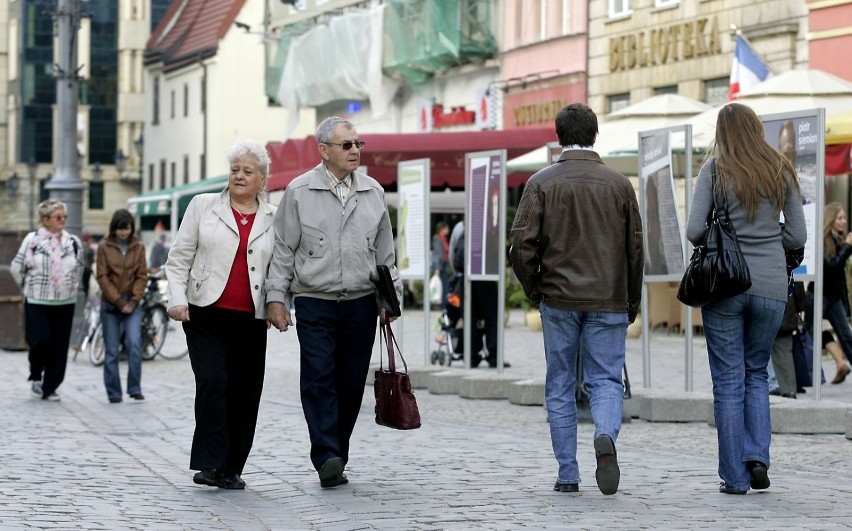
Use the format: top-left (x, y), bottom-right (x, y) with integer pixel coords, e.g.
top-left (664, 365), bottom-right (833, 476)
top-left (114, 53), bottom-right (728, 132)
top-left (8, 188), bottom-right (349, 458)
top-left (430, 273), bottom-right (465, 366)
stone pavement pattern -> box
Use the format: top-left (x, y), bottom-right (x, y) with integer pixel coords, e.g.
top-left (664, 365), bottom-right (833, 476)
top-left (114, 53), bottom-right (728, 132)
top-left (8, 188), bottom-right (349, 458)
top-left (2, 309), bottom-right (851, 530)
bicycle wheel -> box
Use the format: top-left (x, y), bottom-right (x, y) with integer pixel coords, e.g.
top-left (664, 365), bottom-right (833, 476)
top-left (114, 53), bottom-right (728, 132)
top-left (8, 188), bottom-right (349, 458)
top-left (142, 304), bottom-right (168, 359)
top-left (88, 323), bottom-right (105, 367)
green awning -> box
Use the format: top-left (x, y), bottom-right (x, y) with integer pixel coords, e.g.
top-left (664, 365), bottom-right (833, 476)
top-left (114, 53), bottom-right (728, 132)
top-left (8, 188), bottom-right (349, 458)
top-left (127, 175), bottom-right (228, 218)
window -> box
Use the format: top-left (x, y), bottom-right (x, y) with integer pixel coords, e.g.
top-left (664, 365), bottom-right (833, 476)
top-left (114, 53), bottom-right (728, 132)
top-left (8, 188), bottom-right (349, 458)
top-left (159, 160), bottom-right (166, 189)
top-left (200, 76), bottom-right (206, 112)
top-left (39, 179), bottom-right (49, 202)
top-left (609, 0), bottom-right (631, 18)
top-left (183, 84), bottom-right (188, 117)
top-left (607, 93), bottom-right (630, 113)
top-left (153, 76), bottom-right (160, 125)
top-left (148, 163), bottom-right (154, 191)
top-left (562, 0), bottom-right (572, 34)
top-left (655, 0), bottom-right (679, 7)
top-left (170, 90), bottom-right (175, 119)
top-left (88, 181), bottom-right (104, 210)
top-left (170, 161), bottom-right (176, 188)
top-left (183, 155), bottom-right (189, 185)
top-left (540, 0), bottom-right (548, 41)
top-left (704, 77), bottom-right (729, 107)
top-left (200, 153), bottom-right (206, 180)
top-left (654, 85), bottom-right (678, 95)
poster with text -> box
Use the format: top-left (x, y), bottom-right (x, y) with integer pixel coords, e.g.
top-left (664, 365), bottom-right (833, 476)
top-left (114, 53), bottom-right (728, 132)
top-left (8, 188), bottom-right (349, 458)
top-left (397, 160), bottom-right (429, 280)
top-left (640, 131), bottom-right (684, 278)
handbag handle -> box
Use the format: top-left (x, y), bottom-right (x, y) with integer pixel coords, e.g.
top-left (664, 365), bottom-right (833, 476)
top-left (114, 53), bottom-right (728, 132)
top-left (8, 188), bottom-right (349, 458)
top-left (379, 322), bottom-right (408, 374)
top-left (710, 159), bottom-right (734, 227)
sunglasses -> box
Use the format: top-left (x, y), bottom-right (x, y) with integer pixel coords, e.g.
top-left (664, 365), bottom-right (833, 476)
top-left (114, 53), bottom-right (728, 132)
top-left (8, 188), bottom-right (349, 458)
top-left (49, 214), bottom-right (67, 221)
top-left (323, 140), bottom-right (365, 151)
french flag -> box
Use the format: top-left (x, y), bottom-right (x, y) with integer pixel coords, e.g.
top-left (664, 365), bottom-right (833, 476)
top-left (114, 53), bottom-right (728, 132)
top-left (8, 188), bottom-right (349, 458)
top-left (729, 36), bottom-right (770, 100)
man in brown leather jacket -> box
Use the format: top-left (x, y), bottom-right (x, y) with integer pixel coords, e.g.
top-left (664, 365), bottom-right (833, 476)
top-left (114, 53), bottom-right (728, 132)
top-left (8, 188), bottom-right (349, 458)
top-left (510, 103), bottom-right (643, 496)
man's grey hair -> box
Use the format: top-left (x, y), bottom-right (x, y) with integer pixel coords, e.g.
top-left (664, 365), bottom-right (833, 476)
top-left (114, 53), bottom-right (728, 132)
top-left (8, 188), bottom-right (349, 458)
top-left (316, 116), bottom-right (354, 144)
top-left (225, 139), bottom-right (270, 192)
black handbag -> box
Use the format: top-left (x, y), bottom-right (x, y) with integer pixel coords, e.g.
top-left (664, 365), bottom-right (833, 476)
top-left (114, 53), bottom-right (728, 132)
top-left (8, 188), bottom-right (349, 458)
top-left (677, 161), bottom-right (752, 307)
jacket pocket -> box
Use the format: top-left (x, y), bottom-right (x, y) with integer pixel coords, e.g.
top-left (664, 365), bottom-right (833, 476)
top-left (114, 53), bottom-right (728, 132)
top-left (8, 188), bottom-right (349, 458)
top-left (189, 266), bottom-right (210, 291)
top-left (294, 227), bottom-right (332, 291)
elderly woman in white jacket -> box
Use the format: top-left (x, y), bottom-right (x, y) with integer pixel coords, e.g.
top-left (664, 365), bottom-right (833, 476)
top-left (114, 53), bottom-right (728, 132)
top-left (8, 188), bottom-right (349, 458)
top-left (165, 139), bottom-right (277, 491)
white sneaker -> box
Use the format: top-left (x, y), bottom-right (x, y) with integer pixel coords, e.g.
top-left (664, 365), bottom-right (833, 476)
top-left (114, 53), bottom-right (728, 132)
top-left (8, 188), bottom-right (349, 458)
top-left (31, 381), bottom-right (43, 398)
top-left (44, 393), bottom-right (61, 402)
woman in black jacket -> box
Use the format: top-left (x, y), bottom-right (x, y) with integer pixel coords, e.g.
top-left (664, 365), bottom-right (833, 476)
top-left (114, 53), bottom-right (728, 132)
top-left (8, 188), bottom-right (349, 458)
top-left (807, 202), bottom-right (852, 384)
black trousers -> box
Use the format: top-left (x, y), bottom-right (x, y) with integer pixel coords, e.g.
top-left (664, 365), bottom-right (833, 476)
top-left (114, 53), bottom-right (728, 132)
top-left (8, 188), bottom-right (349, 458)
top-left (294, 295), bottom-right (378, 471)
top-left (184, 305), bottom-right (267, 475)
top-left (24, 301), bottom-right (75, 396)
top-left (471, 280), bottom-right (498, 361)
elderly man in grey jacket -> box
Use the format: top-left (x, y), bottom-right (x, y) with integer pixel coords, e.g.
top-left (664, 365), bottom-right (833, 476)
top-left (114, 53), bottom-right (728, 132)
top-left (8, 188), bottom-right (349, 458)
top-left (266, 116), bottom-right (402, 489)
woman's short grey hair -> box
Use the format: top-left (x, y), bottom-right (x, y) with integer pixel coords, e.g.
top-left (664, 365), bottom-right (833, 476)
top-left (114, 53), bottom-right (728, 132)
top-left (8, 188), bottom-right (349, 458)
top-left (226, 139), bottom-right (270, 192)
top-left (38, 199), bottom-right (67, 222)
top-left (316, 117), bottom-right (354, 143)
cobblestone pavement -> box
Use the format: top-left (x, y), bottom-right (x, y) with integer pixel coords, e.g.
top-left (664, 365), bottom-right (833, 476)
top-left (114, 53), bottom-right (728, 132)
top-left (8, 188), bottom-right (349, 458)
top-left (2, 309), bottom-right (851, 530)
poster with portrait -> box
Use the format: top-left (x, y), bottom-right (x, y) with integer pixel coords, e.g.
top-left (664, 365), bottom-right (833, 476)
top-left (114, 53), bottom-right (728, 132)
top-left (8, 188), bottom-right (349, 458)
top-left (640, 130), bottom-right (685, 279)
top-left (397, 159), bottom-right (430, 280)
top-left (465, 151), bottom-right (505, 280)
top-left (760, 110), bottom-right (823, 278)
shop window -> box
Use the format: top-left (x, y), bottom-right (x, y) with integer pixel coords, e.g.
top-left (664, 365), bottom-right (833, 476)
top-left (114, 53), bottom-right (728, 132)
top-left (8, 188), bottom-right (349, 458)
top-left (654, 85), bottom-right (678, 95)
top-left (609, 0), bottom-right (631, 18)
top-left (704, 77), bottom-right (728, 107)
top-left (607, 93), bottom-right (630, 113)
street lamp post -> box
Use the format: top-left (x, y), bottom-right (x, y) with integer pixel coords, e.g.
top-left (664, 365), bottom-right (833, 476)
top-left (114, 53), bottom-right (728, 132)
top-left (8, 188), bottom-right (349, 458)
top-left (46, 0), bottom-right (86, 237)
top-left (28, 159), bottom-right (38, 231)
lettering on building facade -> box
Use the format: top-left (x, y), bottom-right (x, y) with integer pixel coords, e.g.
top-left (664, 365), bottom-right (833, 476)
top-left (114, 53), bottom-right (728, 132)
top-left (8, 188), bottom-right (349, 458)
top-left (513, 99), bottom-right (567, 127)
top-left (609, 17), bottom-right (722, 71)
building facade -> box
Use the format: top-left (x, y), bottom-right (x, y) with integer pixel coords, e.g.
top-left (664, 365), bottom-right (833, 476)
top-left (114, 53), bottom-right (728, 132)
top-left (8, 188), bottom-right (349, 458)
top-left (0, 0), bottom-right (171, 236)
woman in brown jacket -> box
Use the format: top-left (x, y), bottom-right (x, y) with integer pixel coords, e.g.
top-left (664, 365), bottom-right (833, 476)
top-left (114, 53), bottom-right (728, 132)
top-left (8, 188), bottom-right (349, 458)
top-left (96, 209), bottom-right (148, 403)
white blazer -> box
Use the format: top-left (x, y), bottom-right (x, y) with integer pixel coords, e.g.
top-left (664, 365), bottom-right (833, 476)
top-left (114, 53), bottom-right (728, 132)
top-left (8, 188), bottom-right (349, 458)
top-left (165, 189), bottom-right (277, 319)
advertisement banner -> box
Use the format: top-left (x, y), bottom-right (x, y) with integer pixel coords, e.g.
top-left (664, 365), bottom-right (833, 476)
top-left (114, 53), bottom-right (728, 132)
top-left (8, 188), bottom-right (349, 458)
top-left (640, 131), bottom-right (685, 278)
top-left (397, 160), bottom-right (430, 280)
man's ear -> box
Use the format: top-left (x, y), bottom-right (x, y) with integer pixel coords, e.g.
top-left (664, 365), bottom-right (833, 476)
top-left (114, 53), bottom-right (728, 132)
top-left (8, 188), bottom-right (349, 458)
top-left (318, 143), bottom-right (329, 161)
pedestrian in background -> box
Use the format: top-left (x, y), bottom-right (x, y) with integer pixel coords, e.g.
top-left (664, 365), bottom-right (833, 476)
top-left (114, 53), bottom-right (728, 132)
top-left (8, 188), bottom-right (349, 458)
top-left (10, 199), bottom-right (83, 401)
top-left (265, 116), bottom-right (401, 489)
top-left (95, 209), bottom-right (148, 404)
top-left (510, 103), bottom-right (643, 495)
top-left (148, 233), bottom-right (169, 273)
top-left (806, 202), bottom-right (852, 384)
top-left (431, 221), bottom-right (450, 309)
top-left (166, 139), bottom-right (277, 490)
top-left (769, 282), bottom-right (804, 399)
top-left (686, 103), bottom-right (806, 495)
top-left (80, 231), bottom-right (95, 299)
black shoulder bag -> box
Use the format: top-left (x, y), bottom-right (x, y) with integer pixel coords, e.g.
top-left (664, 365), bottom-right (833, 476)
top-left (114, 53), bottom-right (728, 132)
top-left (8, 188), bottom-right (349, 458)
top-left (677, 160), bottom-right (752, 307)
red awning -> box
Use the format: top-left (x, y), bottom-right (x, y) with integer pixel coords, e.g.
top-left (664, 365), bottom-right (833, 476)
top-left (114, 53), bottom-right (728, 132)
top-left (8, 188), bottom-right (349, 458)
top-left (266, 128), bottom-right (557, 191)
top-left (826, 144), bottom-right (852, 176)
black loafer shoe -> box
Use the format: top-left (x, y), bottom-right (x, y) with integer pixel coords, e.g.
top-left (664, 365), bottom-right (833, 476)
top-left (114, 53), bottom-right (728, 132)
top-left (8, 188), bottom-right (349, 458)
top-left (319, 457), bottom-right (347, 488)
top-left (193, 469), bottom-right (224, 487)
top-left (108, 397), bottom-right (122, 403)
top-left (594, 435), bottom-right (620, 495)
top-left (130, 393), bottom-right (145, 401)
top-left (719, 482), bottom-right (747, 495)
top-left (219, 474), bottom-right (246, 490)
top-left (553, 482), bottom-right (579, 493)
top-left (747, 461), bottom-right (770, 490)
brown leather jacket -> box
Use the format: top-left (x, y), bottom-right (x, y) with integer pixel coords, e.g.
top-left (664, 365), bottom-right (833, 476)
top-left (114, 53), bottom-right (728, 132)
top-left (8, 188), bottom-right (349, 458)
top-left (509, 150), bottom-right (644, 321)
top-left (95, 235), bottom-right (148, 310)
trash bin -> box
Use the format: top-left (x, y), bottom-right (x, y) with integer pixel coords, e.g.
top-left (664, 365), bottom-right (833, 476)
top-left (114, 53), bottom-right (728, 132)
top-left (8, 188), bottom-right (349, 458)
top-left (0, 265), bottom-right (27, 351)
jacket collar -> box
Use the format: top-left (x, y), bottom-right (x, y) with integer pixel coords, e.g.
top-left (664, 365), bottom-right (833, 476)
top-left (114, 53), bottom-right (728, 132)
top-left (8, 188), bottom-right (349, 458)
top-left (556, 149), bottom-right (604, 165)
top-left (307, 162), bottom-right (373, 192)
top-left (212, 188), bottom-right (275, 236)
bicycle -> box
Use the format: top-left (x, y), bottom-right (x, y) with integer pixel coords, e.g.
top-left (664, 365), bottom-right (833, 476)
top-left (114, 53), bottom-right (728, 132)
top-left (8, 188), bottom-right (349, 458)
top-left (87, 271), bottom-right (187, 365)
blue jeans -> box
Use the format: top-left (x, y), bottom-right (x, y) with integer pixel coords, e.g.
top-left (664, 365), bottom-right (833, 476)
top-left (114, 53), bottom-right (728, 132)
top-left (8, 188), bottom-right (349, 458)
top-left (539, 303), bottom-right (628, 485)
top-left (101, 304), bottom-right (144, 399)
top-left (701, 293), bottom-right (784, 490)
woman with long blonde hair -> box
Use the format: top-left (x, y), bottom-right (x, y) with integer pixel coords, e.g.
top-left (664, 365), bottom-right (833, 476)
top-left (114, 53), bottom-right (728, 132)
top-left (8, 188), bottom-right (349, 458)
top-left (806, 201), bottom-right (852, 384)
top-left (686, 103), bottom-right (806, 495)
